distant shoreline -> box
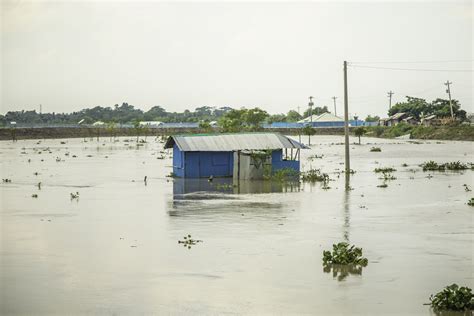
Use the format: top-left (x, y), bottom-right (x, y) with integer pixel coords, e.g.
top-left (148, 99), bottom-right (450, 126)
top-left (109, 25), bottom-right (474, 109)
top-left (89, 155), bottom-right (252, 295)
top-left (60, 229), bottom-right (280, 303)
top-left (0, 125), bottom-right (472, 141)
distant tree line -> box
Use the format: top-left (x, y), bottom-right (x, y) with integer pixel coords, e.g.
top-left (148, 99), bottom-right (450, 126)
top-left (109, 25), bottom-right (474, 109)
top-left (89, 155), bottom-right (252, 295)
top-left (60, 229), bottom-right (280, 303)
top-left (388, 96), bottom-right (466, 120)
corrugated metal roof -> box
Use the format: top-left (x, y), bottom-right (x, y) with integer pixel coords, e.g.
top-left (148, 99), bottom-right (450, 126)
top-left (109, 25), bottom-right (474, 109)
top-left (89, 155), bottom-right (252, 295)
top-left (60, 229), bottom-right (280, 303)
top-left (298, 112), bottom-right (343, 123)
top-left (164, 133), bottom-right (308, 151)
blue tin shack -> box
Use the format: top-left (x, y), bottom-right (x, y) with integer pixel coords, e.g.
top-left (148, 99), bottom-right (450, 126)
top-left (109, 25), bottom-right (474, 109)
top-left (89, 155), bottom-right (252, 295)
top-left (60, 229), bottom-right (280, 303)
top-left (164, 133), bottom-right (308, 179)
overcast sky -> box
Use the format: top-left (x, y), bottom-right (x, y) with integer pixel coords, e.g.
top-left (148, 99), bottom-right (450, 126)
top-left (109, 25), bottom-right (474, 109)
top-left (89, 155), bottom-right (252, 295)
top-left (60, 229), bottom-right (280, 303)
top-left (1, 0), bottom-right (472, 118)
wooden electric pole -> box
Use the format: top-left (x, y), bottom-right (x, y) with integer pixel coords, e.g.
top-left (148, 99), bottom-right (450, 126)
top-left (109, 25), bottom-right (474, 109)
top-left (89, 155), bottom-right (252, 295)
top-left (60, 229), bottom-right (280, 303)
top-left (444, 80), bottom-right (454, 118)
top-left (387, 91), bottom-right (394, 110)
top-left (343, 61), bottom-right (350, 175)
top-left (332, 96), bottom-right (337, 116)
top-left (308, 96), bottom-right (314, 146)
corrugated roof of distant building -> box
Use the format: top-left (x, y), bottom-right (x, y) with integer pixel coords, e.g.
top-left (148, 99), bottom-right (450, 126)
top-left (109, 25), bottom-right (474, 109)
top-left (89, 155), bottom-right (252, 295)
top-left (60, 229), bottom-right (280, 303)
top-left (164, 133), bottom-right (308, 151)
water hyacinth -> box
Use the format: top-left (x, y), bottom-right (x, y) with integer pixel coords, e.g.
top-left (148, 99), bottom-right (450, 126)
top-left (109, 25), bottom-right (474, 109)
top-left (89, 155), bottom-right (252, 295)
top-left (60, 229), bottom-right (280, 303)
top-left (322, 242), bottom-right (368, 266)
top-left (429, 284), bottom-right (474, 312)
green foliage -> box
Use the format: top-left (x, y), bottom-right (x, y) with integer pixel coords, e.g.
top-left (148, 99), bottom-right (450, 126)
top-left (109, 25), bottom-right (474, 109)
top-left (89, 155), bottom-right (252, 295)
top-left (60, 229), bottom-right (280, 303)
top-left (249, 150), bottom-right (272, 169)
top-left (429, 284), bottom-right (473, 312)
top-left (389, 96), bottom-right (466, 120)
top-left (303, 106), bottom-right (329, 118)
top-left (322, 242), bottom-right (368, 266)
top-left (301, 169), bottom-right (329, 182)
top-left (383, 123), bottom-right (414, 138)
top-left (354, 126), bottom-right (366, 144)
top-left (218, 107), bottom-right (269, 132)
top-left (268, 168), bottom-right (300, 182)
top-left (370, 147), bottom-right (382, 152)
top-left (286, 110), bottom-right (303, 122)
top-left (374, 167), bottom-right (396, 173)
top-left (468, 198), bottom-right (474, 206)
top-left (421, 161), bottom-right (470, 171)
top-left (365, 115), bottom-right (380, 122)
top-left (302, 125), bottom-right (316, 136)
top-left (198, 121), bottom-right (212, 132)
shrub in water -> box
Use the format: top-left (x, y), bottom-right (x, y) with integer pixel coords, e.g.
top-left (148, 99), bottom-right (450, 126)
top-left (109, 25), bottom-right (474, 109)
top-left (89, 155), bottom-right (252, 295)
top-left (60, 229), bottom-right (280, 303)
top-left (322, 242), bottom-right (368, 266)
top-left (370, 147), bottom-right (381, 152)
top-left (301, 169), bottom-right (329, 183)
top-left (430, 284), bottom-right (473, 312)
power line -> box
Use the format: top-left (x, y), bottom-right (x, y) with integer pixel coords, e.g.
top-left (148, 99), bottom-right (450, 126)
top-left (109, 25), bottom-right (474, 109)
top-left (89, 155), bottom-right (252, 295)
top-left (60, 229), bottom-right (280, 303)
top-left (348, 64), bottom-right (473, 72)
top-left (350, 60), bottom-right (474, 64)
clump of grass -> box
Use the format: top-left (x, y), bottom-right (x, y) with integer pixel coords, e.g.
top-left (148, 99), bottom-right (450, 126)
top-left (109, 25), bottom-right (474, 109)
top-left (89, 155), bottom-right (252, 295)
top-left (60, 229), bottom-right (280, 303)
top-left (322, 242), bottom-right (368, 266)
top-left (429, 284), bottom-right (473, 312)
top-left (402, 163), bottom-right (408, 167)
top-left (166, 172), bottom-right (177, 178)
top-left (377, 183), bottom-right (388, 188)
top-left (308, 154), bottom-right (324, 160)
top-left (31, 194), bottom-right (38, 198)
top-left (464, 184), bottom-right (472, 192)
top-left (445, 161), bottom-right (470, 170)
top-left (380, 172), bottom-right (396, 181)
top-left (269, 168), bottom-right (300, 182)
top-left (2, 179), bottom-right (12, 183)
top-left (70, 192), bottom-right (79, 199)
top-left (301, 169), bottom-right (329, 183)
top-left (468, 198), bottom-right (474, 206)
top-left (370, 147), bottom-right (381, 152)
top-left (374, 167), bottom-right (396, 173)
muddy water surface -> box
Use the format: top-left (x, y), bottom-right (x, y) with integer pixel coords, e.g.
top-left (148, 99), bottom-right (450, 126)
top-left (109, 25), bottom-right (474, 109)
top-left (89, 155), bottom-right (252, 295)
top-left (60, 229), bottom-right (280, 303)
top-left (1, 136), bottom-right (473, 315)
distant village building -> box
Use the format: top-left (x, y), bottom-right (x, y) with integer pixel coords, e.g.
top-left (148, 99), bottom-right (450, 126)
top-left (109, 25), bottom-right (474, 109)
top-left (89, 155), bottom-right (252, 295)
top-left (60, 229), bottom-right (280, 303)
top-left (139, 121), bottom-right (162, 127)
top-left (379, 112), bottom-right (410, 126)
top-left (164, 133), bottom-right (307, 179)
top-left (402, 116), bottom-right (419, 125)
top-left (298, 112), bottom-right (345, 127)
top-left (420, 114), bottom-right (441, 126)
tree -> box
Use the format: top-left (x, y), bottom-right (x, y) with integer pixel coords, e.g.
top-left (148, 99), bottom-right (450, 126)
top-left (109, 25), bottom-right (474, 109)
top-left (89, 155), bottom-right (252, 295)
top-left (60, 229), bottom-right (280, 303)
top-left (267, 114), bottom-right (286, 124)
top-left (365, 115), bottom-right (380, 122)
top-left (243, 108), bottom-right (269, 130)
top-left (303, 106), bottom-right (328, 118)
top-left (353, 126), bottom-right (366, 144)
top-left (199, 121), bottom-right (212, 132)
top-left (302, 125), bottom-right (316, 136)
top-left (287, 110), bottom-right (302, 122)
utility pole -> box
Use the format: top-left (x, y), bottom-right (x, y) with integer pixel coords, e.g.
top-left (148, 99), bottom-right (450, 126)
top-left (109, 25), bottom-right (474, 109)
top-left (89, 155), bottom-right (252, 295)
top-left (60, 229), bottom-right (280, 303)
top-left (387, 91), bottom-right (394, 110)
top-left (343, 61), bottom-right (350, 176)
top-left (444, 80), bottom-right (454, 118)
top-left (308, 96), bottom-right (314, 146)
top-left (332, 96), bottom-right (337, 116)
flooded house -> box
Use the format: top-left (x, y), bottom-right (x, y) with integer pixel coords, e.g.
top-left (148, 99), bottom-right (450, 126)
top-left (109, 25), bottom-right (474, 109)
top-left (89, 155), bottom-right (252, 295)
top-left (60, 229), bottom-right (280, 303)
top-left (164, 133), bottom-right (308, 179)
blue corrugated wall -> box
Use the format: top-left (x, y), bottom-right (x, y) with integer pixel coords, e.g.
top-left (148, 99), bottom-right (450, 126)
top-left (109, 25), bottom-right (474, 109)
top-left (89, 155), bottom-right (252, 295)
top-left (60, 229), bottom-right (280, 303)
top-left (172, 147), bottom-right (300, 178)
top-left (271, 149), bottom-right (300, 173)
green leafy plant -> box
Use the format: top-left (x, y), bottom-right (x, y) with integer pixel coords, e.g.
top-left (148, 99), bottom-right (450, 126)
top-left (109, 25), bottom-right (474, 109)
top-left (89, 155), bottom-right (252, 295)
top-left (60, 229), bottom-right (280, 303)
top-left (421, 161), bottom-right (470, 171)
top-left (468, 198), bottom-right (474, 206)
top-left (322, 242), bottom-right (368, 266)
top-left (429, 284), bottom-right (473, 312)
top-left (301, 169), bottom-right (329, 183)
top-left (370, 147), bottom-right (381, 152)
top-left (353, 126), bottom-right (367, 144)
top-left (269, 168), bottom-right (300, 182)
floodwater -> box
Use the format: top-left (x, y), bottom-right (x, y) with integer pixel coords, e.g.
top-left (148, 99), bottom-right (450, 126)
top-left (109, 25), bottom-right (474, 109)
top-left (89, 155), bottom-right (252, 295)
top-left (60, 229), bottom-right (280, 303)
top-left (0, 135), bottom-right (472, 315)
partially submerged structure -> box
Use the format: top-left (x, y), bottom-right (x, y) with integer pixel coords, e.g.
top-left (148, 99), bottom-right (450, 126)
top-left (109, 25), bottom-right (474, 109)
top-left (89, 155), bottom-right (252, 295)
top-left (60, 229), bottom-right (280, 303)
top-left (164, 133), bottom-right (308, 179)
top-left (298, 112), bottom-right (345, 128)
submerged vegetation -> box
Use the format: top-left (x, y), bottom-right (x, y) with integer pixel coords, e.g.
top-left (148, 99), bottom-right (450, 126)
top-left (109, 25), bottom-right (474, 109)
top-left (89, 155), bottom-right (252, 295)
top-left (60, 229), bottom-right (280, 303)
top-left (429, 284), bottom-right (474, 312)
top-left (323, 242), bottom-right (368, 266)
top-left (421, 161), bottom-right (472, 171)
top-left (374, 167), bottom-right (396, 173)
top-left (178, 234), bottom-right (203, 249)
top-left (370, 147), bottom-right (382, 152)
top-left (300, 169), bottom-right (329, 183)
top-left (468, 198), bottom-right (474, 207)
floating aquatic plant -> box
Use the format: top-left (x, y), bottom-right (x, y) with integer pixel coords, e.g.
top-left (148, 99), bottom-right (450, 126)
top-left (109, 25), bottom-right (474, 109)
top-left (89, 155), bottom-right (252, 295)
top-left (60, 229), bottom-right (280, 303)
top-left (301, 169), bottom-right (329, 183)
top-left (178, 234), bottom-right (203, 249)
top-left (2, 179), bottom-right (12, 183)
top-left (468, 198), bottom-right (474, 207)
top-left (323, 242), bottom-right (368, 266)
top-left (374, 167), bottom-right (396, 173)
top-left (31, 194), bottom-right (38, 198)
top-left (377, 183), bottom-right (388, 188)
top-left (421, 161), bottom-right (471, 171)
top-left (429, 284), bottom-right (473, 312)
top-left (370, 147), bottom-right (382, 152)
top-left (70, 192), bottom-right (80, 199)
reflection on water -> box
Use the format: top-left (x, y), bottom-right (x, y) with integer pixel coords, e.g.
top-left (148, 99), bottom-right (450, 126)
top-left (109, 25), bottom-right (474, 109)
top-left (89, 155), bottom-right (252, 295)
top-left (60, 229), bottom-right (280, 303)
top-left (172, 178), bottom-right (300, 197)
top-left (323, 263), bottom-right (364, 281)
